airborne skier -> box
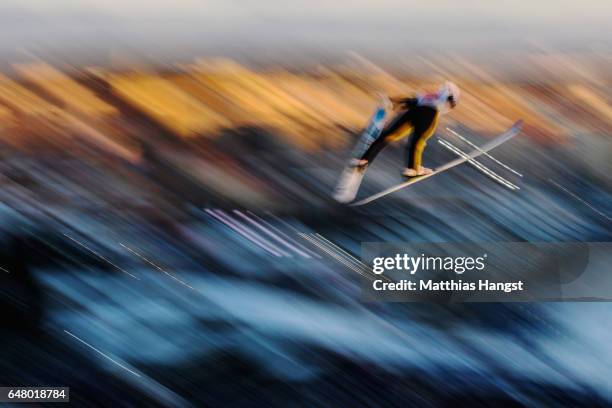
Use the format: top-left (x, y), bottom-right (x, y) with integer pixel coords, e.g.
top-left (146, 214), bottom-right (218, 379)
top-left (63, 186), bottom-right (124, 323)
top-left (333, 81), bottom-right (461, 203)
top-left (354, 81), bottom-right (460, 177)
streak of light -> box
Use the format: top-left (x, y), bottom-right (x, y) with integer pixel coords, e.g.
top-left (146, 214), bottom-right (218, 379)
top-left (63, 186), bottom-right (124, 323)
top-left (64, 330), bottom-right (142, 378)
top-left (446, 127), bottom-right (523, 177)
top-left (247, 211), bottom-right (318, 258)
top-left (63, 233), bottom-right (140, 280)
top-left (233, 210), bottom-right (312, 258)
top-left (548, 179), bottom-right (612, 222)
top-left (119, 243), bottom-right (195, 290)
top-left (299, 233), bottom-right (369, 278)
top-left (309, 233), bottom-right (391, 283)
top-left (438, 139), bottom-right (520, 190)
top-left (204, 209), bottom-right (287, 257)
top-left (300, 233), bottom-right (389, 282)
top-left (263, 212), bottom-right (322, 259)
top-left (315, 233), bottom-right (370, 271)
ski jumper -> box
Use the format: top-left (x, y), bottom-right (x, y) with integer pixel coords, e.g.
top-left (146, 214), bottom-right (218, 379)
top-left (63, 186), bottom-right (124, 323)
top-left (359, 82), bottom-right (458, 171)
top-left (360, 97), bottom-right (439, 170)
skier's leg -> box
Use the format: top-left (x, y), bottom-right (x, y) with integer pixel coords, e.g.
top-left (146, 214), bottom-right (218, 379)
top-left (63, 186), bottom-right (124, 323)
top-left (359, 110), bottom-right (413, 166)
top-left (359, 132), bottom-right (389, 166)
top-left (405, 107), bottom-right (439, 175)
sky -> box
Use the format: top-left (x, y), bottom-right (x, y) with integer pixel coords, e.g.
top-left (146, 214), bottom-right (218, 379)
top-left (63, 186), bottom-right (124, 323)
top-left (1, 1), bottom-right (611, 61)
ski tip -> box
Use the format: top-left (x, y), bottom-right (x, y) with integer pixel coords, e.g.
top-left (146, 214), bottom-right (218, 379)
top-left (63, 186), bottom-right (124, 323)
top-left (349, 196), bottom-right (376, 207)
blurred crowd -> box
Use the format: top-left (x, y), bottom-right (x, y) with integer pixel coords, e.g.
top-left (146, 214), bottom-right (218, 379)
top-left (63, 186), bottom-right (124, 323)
top-left (0, 52), bottom-right (611, 214)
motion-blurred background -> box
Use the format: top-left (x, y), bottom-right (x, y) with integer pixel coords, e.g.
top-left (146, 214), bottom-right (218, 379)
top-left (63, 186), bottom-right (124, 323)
top-left (0, 1), bottom-right (611, 406)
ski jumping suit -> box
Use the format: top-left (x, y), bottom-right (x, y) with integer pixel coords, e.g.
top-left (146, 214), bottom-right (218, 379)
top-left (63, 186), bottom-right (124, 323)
top-left (360, 97), bottom-right (439, 171)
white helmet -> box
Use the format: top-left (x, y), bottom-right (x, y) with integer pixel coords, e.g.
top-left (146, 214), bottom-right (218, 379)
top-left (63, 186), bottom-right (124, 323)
top-left (439, 81), bottom-right (460, 109)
